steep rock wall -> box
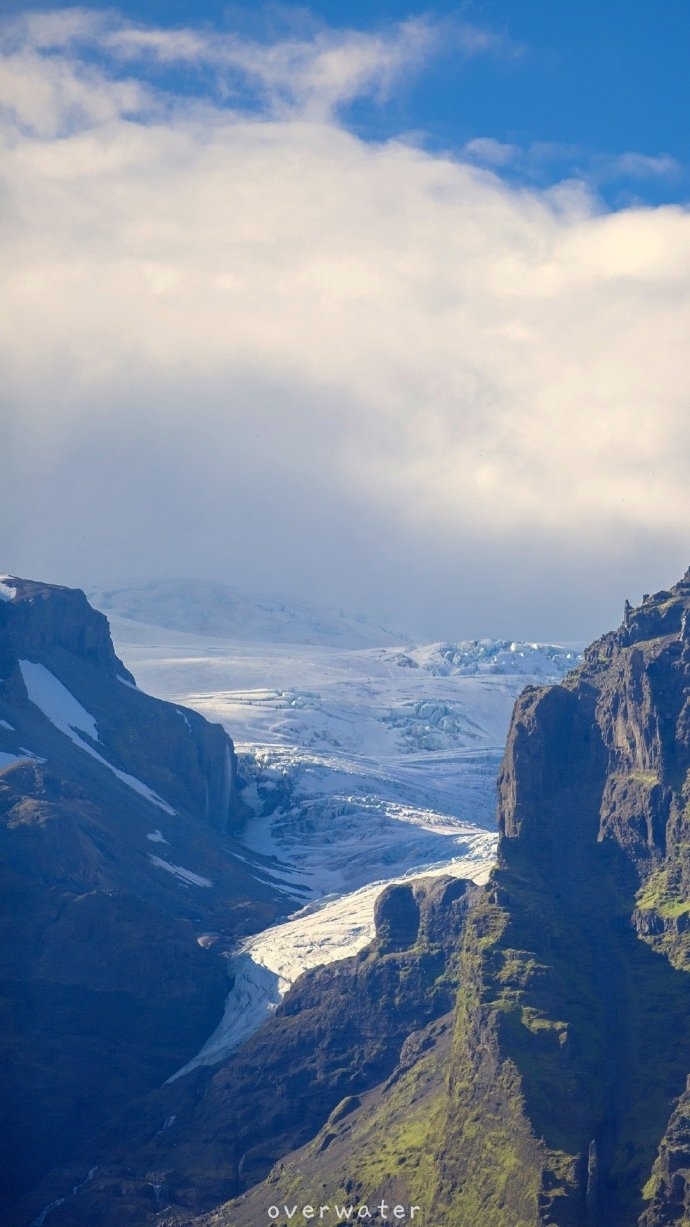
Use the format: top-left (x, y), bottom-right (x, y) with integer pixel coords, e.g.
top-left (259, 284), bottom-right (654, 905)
top-left (0, 575), bottom-right (244, 832)
top-left (211, 569), bottom-right (690, 1227)
top-left (438, 570), bottom-right (690, 1227)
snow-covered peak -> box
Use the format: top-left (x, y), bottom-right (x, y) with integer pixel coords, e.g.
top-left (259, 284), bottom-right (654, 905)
top-left (373, 639), bottom-right (582, 678)
top-left (89, 578), bottom-right (408, 649)
top-left (0, 575), bottom-right (17, 602)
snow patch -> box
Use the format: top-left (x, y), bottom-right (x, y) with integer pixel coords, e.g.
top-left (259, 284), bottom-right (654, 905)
top-left (19, 661), bottom-right (175, 815)
top-left (19, 660), bottom-right (99, 741)
top-left (0, 576), bottom-right (16, 602)
top-left (149, 854), bottom-right (212, 888)
top-left (146, 829), bottom-right (169, 844)
top-left (0, 719), bottom-right (15, 730)
top-left (117, 674), bottom-right (137, 689)
top-left (108, 767), bottom-right (175, 814)
top-left (0, 747), bottom-right (44, 768)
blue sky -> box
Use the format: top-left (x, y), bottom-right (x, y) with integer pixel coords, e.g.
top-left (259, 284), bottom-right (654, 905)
top-left (5, 0), bottom-right (689, 206)
top-left (1, 2), bottom-right (690, 639)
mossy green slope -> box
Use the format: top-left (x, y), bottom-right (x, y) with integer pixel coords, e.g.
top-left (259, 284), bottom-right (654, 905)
top-left (432, 574), bottom-right (690, 1226)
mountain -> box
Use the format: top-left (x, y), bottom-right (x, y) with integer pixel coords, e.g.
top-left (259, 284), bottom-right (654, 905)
top-left (88, 579), bottom-right (410, 648)
top-left (183, 568), bottom-right (690, 1227)
top-left (1, 577), bottom-right (582, 1227)
top-left (0, 576), bottom-right (297, 1223)
top-left (2, 570), bottom-right (606, 1227)
top-left (18, 874), bottom-right (484, 1227)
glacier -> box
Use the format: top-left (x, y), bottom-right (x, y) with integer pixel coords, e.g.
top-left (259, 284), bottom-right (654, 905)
top-left (100, 587), bottom-right (582, 1069)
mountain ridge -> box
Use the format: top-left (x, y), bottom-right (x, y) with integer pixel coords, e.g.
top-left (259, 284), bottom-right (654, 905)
top-left (89, 579), bottom-right (411, 648)
top-left (193, 568), bottom-right (690, 1227)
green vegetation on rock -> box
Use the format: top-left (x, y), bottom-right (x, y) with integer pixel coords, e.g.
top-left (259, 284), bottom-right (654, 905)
top-left (224, 572), bottom-right (690, 1227)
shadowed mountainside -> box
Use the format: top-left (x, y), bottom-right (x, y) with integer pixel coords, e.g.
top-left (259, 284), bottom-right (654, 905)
top-left (18, 875), bottom-right (481, 1225)
top-left (0, 577), bottom-right (294, 1223)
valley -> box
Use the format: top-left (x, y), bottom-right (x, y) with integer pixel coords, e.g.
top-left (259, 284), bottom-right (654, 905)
top-left (103, 596), bottom-right (581, 1070)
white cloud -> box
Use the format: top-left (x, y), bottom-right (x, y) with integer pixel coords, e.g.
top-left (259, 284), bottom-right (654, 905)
top-left (0, 7), bottom-right (109, 53)
top-left (462, 139), bottom-right (680, 192)
top-left (463, 137), bottom-right (520, 167)
top-left (1, 9), bottom-right (689, 638)
top-left (0, 8), bottom-right (442, 126)
top-left (594, 150), bottom-right (680, 181)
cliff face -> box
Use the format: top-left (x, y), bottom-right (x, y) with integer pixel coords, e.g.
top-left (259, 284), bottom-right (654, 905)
top-left (0, 577), bottom-right (291, 1220)
top-left (439, 570), bottom-right (690, 1227)
top-left (0, 575), bottom-right (243, 833)
top-left (197, 570), bottom-right (690, 1227)
top-left (0, 577), bottom-right (133, 680)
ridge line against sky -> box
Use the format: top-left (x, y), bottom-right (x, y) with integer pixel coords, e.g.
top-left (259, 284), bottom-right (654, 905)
top-left (1, 2), bottom-right (689, 641)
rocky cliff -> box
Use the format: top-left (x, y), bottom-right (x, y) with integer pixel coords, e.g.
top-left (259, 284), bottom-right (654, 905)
top-left (0, 577), bottom-right (293, 1223)
top-left (0, 575), bottom-right (244, 833)
top-left (416, 569), bottom-right (690, 1226)
top-left (442, 569), bottom-right (690, 1227)
top-left (25, 874), bottom-right (480, 1226)
top-left (192, 568), bottom-right (690, 1227)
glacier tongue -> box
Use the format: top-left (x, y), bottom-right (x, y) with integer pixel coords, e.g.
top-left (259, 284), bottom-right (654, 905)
top-left (169, 840), bottom-right (494, 1079)
top-left (99, 612), bottom-right (581, 1066)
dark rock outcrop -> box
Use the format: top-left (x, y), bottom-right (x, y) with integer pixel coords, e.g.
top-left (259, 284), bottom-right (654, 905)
top-left (430, 569), bottom-right (690, 1226)
top-left (0, 576), bottom-right (133, 681)
top-left (0, 575), bottom-right (244, 834)
top-left (373, 882), bottom-right (421, 951)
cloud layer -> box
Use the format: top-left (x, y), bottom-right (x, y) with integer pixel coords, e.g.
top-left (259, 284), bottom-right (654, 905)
top-left (1, 9), bottom-right (689, 639)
